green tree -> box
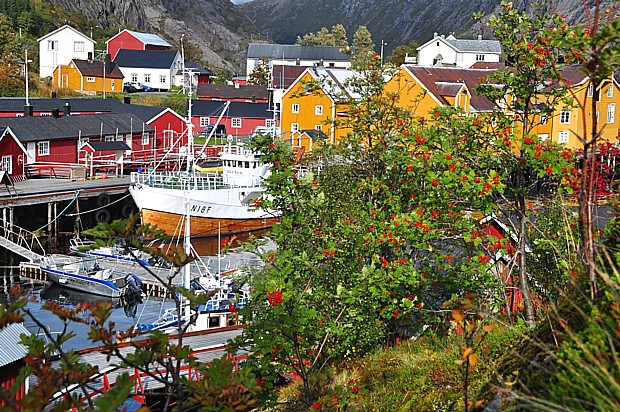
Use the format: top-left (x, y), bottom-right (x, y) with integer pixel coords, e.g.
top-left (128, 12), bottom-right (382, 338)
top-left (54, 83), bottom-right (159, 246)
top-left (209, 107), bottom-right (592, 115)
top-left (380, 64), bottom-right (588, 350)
top-left (331, 23), bottom-right (348, 46)
top-left (474, 1), bottom-right (575, 327)
top-left (389, 40), bottom-right (419, 66)
top-left (351, 25), bottom-right (374, 69)
top-left (247, 57), bottom-right (270, 86)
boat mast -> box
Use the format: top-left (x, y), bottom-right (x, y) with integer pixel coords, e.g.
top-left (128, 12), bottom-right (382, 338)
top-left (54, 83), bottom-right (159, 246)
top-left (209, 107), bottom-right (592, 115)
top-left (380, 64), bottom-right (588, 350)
top-left (186, 69), bottom-right (195, 173)
top-left (184, 68), bottom-right (194, 320)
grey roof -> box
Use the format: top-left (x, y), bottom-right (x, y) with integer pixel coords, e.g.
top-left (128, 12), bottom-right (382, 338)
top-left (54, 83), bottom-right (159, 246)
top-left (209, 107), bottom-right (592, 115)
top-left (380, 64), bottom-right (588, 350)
top-left (189, 100), bottom-right (272, 119)
top-left (124, 30), bottom-right (171, 47)
top-left (112, 103), bottom-right (170, 123)
top-left (114, 50), bottom-right (179, 69)
top-left (0, 113), bottom-right (154, 142)
top-left (247, 43), bottom-right (350, 62)
top-left (184, 62), bottom-right (211, 76)
top-left (0, 323), bottom-right (29, 367)
top-left (85, 141), bottom-right (130, 151)
top-left (0, 98), bottom-right (125, 113)
top-left (447, 38), bottom-right (502, 53)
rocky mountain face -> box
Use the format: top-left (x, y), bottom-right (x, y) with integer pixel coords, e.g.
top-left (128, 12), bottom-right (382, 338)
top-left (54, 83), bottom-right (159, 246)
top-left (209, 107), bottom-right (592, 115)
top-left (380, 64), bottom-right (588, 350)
top-left (240, 0), bottom-right (615, 51)
top-left (50, 0), bottom-right (260, 71)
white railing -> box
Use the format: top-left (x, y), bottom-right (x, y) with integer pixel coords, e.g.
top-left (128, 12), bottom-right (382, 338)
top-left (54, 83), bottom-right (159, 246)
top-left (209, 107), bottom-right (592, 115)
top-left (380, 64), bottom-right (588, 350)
top-left (0, 221), bottom-right (46, 259)
top-left (130, 170), bottom-right (263, 190)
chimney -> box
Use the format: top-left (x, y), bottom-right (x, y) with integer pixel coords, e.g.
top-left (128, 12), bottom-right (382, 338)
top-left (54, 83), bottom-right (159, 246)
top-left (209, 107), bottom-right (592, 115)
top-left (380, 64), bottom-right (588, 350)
top-left (51, 91), bottom-right (57, 98)
top-left (63, 102), bottom-right (71, 116)
top-left (87, 52), bottom-right (93, 63)
top-left (234, 80), bottom-right (239, 89)
top-left (477, 34), bottom-right (482, 41)
top-left (124, 96), bottom-right (131, 105)
top-left (252, 94), bottom-right (256, 103)
top-left (105, 54), bottom-right (112, 75)
top-left (434, 32), bottom-right (438, 38)
top-left (52, 108), bottom-right (60, 118)
top-left (24, 105), bottom-right (33, 117)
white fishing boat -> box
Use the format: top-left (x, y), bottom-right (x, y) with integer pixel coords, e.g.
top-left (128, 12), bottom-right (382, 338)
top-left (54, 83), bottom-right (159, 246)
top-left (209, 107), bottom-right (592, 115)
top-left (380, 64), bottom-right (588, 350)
top-left (40, 254), bottom-right (143, 299)
top-left (69, 238), bottom-right (170, 268)
top-left (128, 98), bottom-right (279, 238)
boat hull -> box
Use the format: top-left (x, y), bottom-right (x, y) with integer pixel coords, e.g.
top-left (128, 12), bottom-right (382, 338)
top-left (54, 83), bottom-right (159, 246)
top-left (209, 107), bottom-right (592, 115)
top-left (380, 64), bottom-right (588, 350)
top-left (42, 267), bottom-right (122, 298)
top-left (140, 208), bottom-right (279, 237)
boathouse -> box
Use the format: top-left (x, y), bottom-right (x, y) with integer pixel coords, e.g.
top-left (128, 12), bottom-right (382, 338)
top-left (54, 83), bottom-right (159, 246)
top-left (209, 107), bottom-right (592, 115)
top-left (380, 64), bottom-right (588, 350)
top-left (0, 323), bottom-right (30, 407)
top-left (106, 29), bottom-right (172, 60)
top-left (0, 127), bottom-right (27, 181)
top-left (189, 100), bottom-right (277, 138)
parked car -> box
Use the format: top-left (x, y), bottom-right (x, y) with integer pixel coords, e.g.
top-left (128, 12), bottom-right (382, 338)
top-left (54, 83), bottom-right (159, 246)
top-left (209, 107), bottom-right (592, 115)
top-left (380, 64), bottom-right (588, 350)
top-left (199, 124), bottom-right (227, 136)
top-left (123, 82), bottom-right (138, 93)
top-left (138, 84), bottom-right (154, 92)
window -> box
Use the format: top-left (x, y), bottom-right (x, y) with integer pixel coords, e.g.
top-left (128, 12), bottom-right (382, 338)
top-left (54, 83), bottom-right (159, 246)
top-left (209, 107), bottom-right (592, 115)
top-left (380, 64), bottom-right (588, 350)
top-left (104, 135), bottom-right (114, 142)
top-left (560, 109), bottom-right (570, 124)
top-left (266, 119), bottom-right (275, 128)
top-left (86, 77), bottom-right (95, 82)
top-left (37, 141), bottom-right (50, 156)
top-left (538, 134), bottom-right (549, 141)
top-left (1, 155), bottom-right (12, 174)
top-left (588, 84), bottom-right (594, 97)
top-left (39, 113), bottom-right (51, 117)
top-left (608, 86), bottom-right (614, 98)
top-left (608, 104), bottom-right (615, 123)
top-left (142, 133), bottom-right (149, 145)
top-left (160, 75), bottom-right (166, 84)
top-left (144, 74), bottom-right (151, 83)
top-left (540, 114), bottom-right (548, 125)
top-left (74, 41), bottom-right (84, 52)
top-left (200, 117), bottom-right (210, 127)
top-left (131, 73), bottom-right (138, 83)
top-left (291, 123), bottom-right (299, 132)
top-left (476, 54), bottom-right (485, 61)
top-left (315, 105), bottom-right (323, 115)
top-left (558, 131), bottom-right (569, 144)
top-left (314, 124), bottom-right (322, 131)
top-left (292, 104), bottom-right (299, 114)
top-left (231, 118), bottom-right (242, 128)
top-left (47, 40), bottom-right (58, 51)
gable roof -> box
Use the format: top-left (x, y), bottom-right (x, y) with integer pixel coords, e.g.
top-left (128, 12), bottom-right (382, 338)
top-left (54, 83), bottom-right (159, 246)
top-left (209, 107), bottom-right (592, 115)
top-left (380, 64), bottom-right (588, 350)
top-left (0, 127), bottom-right (27, 153)
top-left (85, 141), bottom-right (130, 151)
top-left (247, 43), bottom-right (350, 62)
top-left (287, 67), bottom-right (361, 102)
top-left (195, 84), bottom-right (269, 101)
top-left (106, 29), bottom-right (172, 47)
top-left (37, 24), bottom-right (95, 43)
top-left (71, 59), bottom-right (124, 79)
top-left (0, 97), bottom-right (125, 113)
top-left (0, 323), bottom-right (29, 367)
top-left (113, 104), bottom-right (185, 124)
top-left (418, 34), bottom-right (502, 54)
top-left (190, 100), bottom-right (272, 119)
top-left (113, 49), bottom-right (180, 69)
top-left (0, 113), bottom-right (154, 142)
top-left (404, 66), bottom-right (498, 112)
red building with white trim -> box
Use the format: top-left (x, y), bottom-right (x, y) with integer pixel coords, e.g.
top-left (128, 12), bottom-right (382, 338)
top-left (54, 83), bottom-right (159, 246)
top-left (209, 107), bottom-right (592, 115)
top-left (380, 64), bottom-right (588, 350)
top-left (0, 323), bottom-right (30, 407)
top-left (106, 29), bottom-right (172, 60)
top-left (0, 127), bottom-right (27, 181)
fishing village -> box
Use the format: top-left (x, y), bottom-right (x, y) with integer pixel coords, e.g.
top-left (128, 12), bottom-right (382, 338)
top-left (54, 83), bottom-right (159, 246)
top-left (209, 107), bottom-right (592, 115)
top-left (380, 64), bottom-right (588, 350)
top-left (1, 0), bottom-right (620, 410)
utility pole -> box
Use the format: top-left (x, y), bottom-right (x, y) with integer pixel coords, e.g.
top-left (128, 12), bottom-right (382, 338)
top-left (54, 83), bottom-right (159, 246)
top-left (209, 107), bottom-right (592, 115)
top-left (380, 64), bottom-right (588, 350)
top-left (181, 34), bottom-right (186, 95)
top-left (380, 40), bottom-right (387, 66)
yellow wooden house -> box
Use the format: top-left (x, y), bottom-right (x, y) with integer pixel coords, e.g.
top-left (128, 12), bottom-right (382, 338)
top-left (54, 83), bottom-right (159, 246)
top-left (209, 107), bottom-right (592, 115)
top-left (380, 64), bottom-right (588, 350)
top-left (53, 58), bottom-right (124, 94)
top-left (280, 67), bottom-right (359, 151)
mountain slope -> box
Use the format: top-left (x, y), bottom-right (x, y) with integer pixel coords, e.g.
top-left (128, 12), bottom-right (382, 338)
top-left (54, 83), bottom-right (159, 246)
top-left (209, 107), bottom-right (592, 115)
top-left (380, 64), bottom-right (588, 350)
top-left (240, 0), bottom-right (615, 51)
top-left (50, 0), bottom-right (260, 70)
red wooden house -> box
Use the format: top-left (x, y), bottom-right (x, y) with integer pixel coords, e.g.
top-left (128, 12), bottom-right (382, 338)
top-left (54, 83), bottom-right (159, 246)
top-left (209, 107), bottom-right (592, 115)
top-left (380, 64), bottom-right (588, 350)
top-left (0, 127), bottom-right (27, 181)
top-left (189, 100), bottom-right (278, 138)
top-left (106, 29), bottom-right (172, 60)
top-left (0, 323), bottom-right (30, 407)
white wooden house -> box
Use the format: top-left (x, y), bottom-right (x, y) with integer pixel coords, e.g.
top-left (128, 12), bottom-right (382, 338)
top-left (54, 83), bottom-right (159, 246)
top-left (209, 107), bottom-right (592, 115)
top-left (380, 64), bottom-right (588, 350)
top-left (38, 25), bottom-right (96, 78)
top-left (416, 33), bottom-right (501, 68)
top-left (113, 50), bottom-right (183, 91)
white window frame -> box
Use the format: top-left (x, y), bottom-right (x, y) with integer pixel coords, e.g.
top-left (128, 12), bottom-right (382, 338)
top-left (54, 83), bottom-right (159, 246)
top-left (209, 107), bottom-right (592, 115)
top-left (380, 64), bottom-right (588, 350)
top-left (266, 119), bottom-right (275, 128)
top-left (38, 141), bottom-right (50, 156)
top-left (1, 155), bottom-right (12, 174)
top-left (559, 109), bottom-right (570, 124)
top-left (104, 135), bottom-right (114, 142)
top-left (86, 77), bottom-right (95, 82)
top-left (159, 75), bottom-right (166, 84)
top-left (540, 114), bottom-right (547, 125)
top-left (476, 54), bottom-right (485, 61)
top-left (200, 117), bottom-right (210, 127)
top-left (142, 133), bottom-right (149, 145)
top-left (74, 41), bottom-right (84, 52)
top-left (231, 118), bottom-right (242, 128)
top-left (131, 73), bottom-right (138, 83)
top-left (144, 74), bottom-right (151, 83)
top-left (47, 40), bottom-right (58, 51)
top-left (608, 103), bottom-right (615, 123)
top-left (587, 84), bottom-right (594, 97)
top-left (538, 134), bottom-right (549, 141)
top-left (608, 86), bottom-right (614, 98)
top-left (314, 124), bottom-right (322, 131)
top-left (292, 104), bottom-right (299, 114)
top-left (315, 105), bottom-right (323, 116)
top-left (558, 131), bottom-right (569, 144)
top-left (291, 123), bottom-right (299, 132)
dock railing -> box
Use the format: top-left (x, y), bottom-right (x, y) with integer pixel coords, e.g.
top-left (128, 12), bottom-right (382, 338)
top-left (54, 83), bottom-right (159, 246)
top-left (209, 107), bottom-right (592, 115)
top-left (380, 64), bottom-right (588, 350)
top-left (0, 220), bottom-right (46, 262)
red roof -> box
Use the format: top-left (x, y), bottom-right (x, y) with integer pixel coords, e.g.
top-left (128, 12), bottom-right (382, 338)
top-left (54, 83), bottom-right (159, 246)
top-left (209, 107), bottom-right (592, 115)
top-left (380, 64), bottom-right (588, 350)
top-left (405, 66), bottom-right (498, 112)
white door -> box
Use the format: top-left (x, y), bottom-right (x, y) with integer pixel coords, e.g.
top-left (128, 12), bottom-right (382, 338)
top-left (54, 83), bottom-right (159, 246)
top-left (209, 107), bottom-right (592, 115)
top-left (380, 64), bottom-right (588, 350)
top-left (26, 142), bottom-right (36, 164)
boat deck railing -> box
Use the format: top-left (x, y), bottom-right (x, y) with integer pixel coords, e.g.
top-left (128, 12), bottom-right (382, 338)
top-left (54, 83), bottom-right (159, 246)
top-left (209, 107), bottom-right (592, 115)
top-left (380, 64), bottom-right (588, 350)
top-left (130, 171), bottom-right (262, 190)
